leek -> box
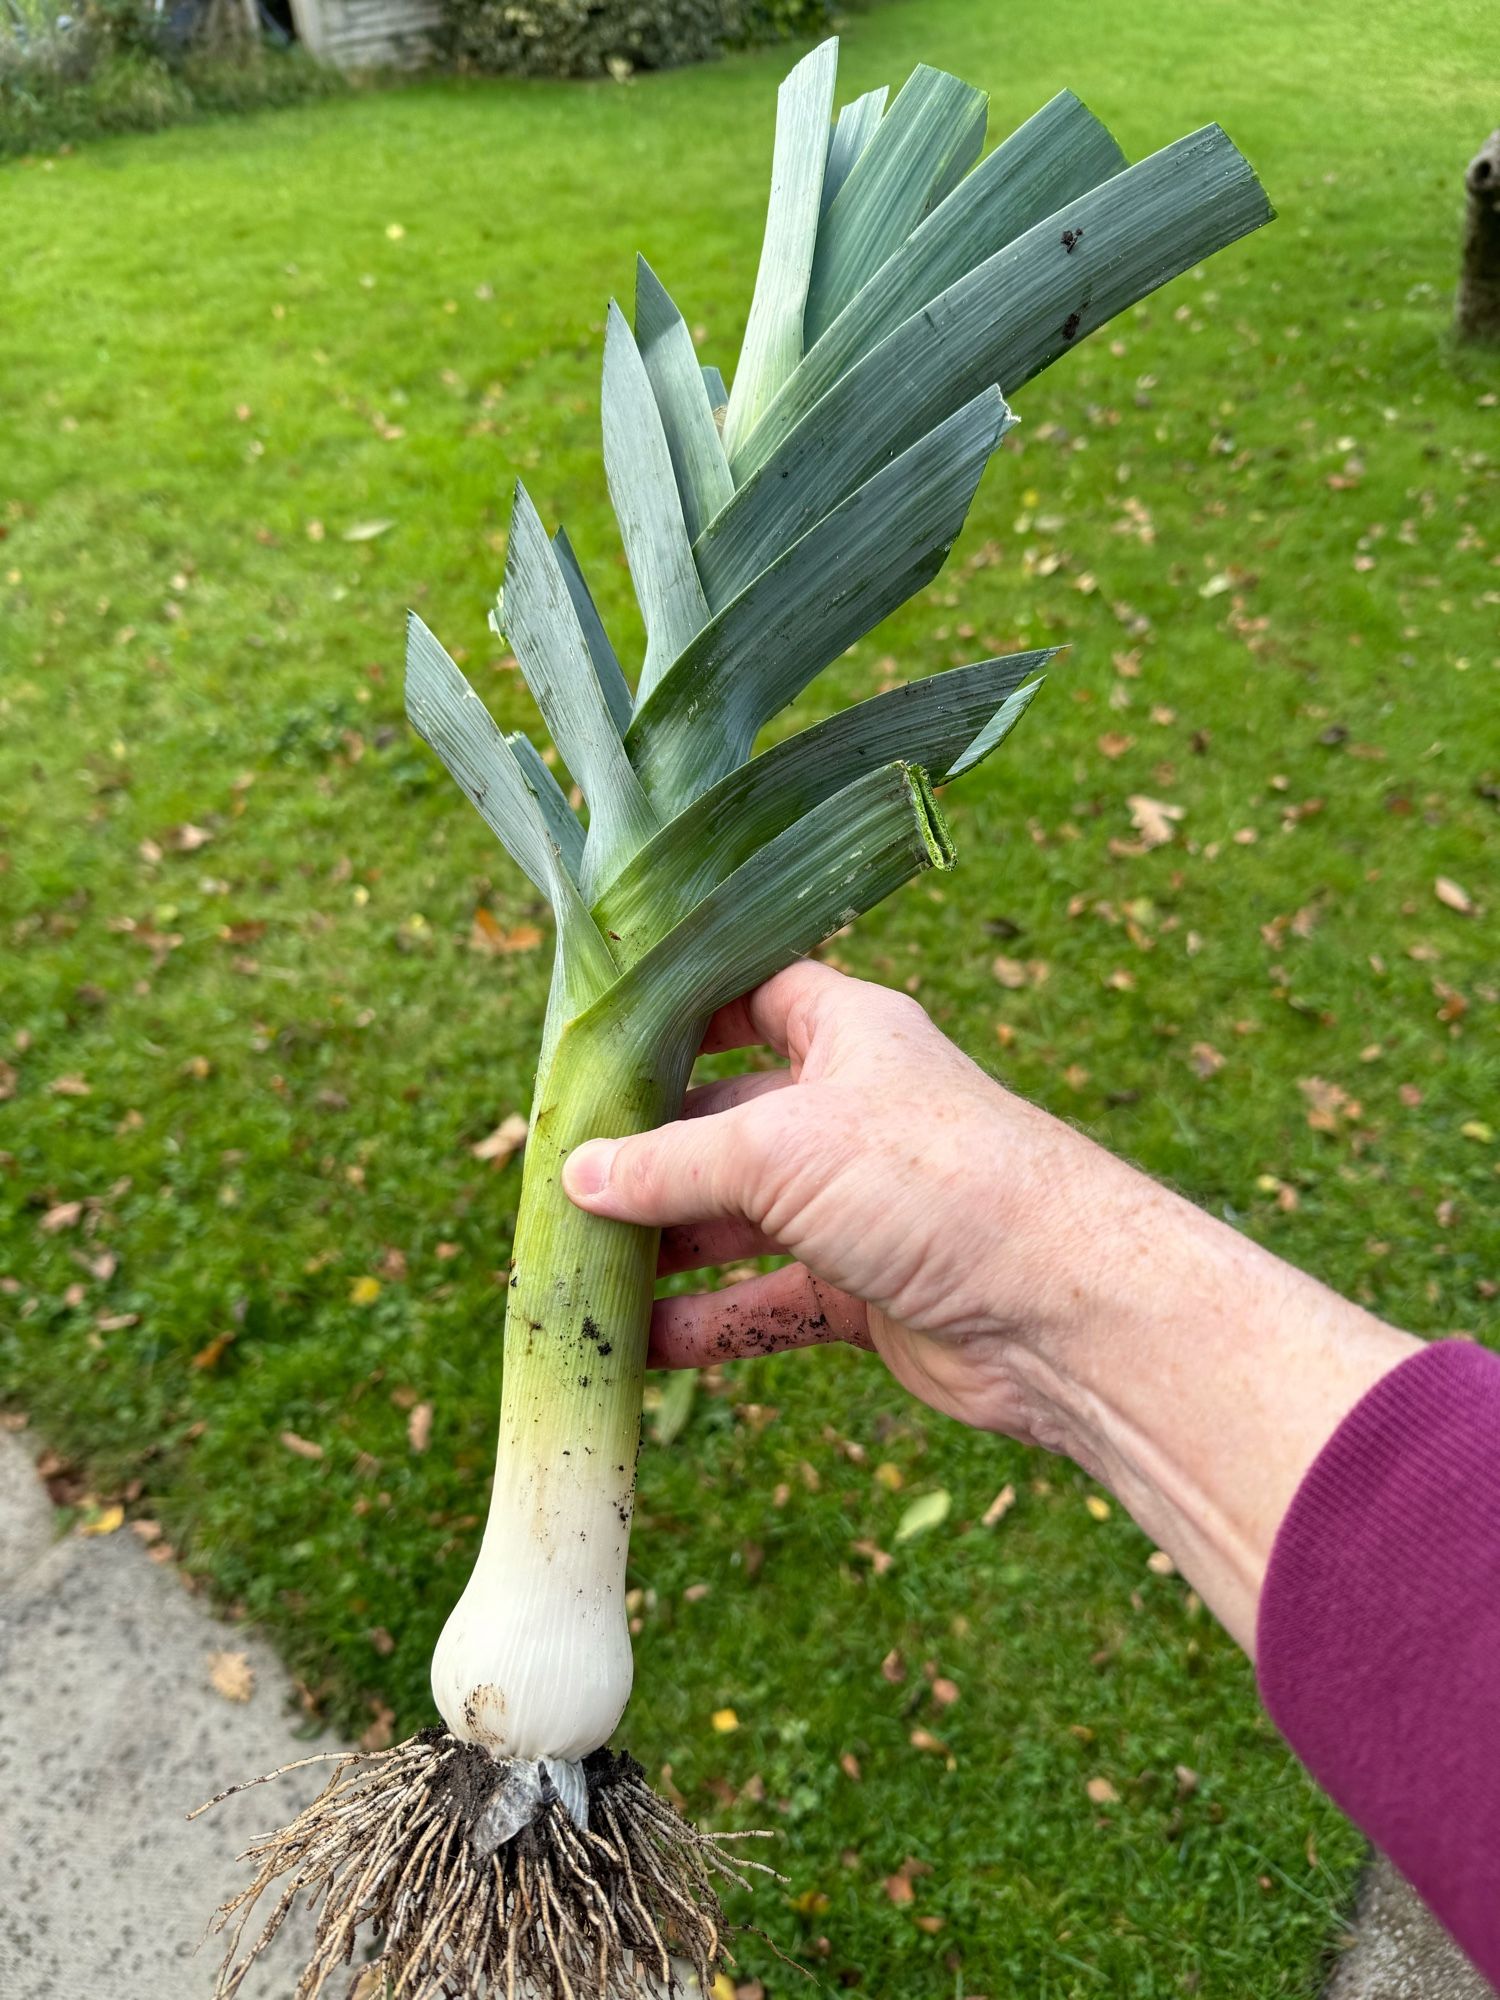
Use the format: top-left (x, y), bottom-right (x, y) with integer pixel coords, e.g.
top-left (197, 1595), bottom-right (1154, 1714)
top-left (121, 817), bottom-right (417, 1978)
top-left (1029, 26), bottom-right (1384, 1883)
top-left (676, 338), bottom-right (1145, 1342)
top-left (209, 39), bottom-right (1270, 2000)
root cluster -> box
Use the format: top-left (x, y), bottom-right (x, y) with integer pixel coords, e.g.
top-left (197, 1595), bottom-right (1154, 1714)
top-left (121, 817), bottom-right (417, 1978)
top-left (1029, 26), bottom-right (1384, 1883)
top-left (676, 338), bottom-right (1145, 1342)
top-left (198, 1731), bottom-right (776, 2000)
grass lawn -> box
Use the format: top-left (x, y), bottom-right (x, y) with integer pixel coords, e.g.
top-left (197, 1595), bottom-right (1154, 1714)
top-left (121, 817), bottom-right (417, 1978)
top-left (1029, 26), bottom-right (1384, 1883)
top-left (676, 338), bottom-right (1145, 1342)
top-left (3, 0), bottom-right (1496, 1992)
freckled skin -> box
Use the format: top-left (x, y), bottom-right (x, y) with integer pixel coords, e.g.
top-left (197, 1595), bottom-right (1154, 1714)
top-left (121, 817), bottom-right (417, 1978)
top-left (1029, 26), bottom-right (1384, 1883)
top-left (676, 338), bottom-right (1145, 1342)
top-left (567, 960), bottom-right (1418, 1655)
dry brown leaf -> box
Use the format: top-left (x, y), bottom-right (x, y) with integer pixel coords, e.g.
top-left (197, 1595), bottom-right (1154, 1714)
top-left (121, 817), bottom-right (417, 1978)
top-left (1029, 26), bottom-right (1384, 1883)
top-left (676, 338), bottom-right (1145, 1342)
top-left (931, 1677), bottom-right (960, 1707)
top-left (1127, 795), bottom-right (1184, 849)
top-left (48, 1075), bottom-right (91, 1098)
top-left (407, 1401), bottom-right (433, 1453)
top-left (1097, 731), bottom-right (1135, 760)
top-left (1189, 1042), bottom-right (1225, 1079)
top-left (280, 1431), bottom-right (324, 1461)
top-left (360, 1700), bottom-right (395, 1750)
top-left (472, 1112), bottom-right (529, 1166)
top-left (909, 1727), bottom-right (948, 1756)
top-left (470, 908), bottom-right (544, 956)
top-left (1085, 1776), bottom-right (1120, 1805)
top-left (880, 1648), bottom-right (906, 1685)
top-left (40, 1201), bottom-right (84, 1234)
top-left (982, 1484), bottom-right (1016, 1528)
top-left (207, 1650), bottom-right (255, 1702)
top-left (1435, 876), bottom-right (1477, 917)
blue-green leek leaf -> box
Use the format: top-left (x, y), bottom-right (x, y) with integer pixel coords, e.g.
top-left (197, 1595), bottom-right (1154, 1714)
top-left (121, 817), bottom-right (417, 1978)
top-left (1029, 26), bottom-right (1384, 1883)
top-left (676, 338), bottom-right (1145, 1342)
top-left (595, 650), bottom-right (1051, 960)
top-left (737, 91), bottom-right (1127, 483)
top-left (404, 615), bottom-right (616, 1009)
top-left (821, 85), bottom-right (887, 217)
top-left (552, 526), bottom-right (632, 737)
top-left (703, 126), bottom-right (1269, 613)
top-left (601, 303), bottom-right (710, 708)
top-left (634, 257), bottom-right (734, 544)
top-left (720, 36), bottom-right (839, 461)
top-left (628, 386), bottom-right (1010, 812)
top-left (570, 761), bottom-right (951, 1053)
top-left (804, 63), bottom-right (988, 347)
top-left (502, 483), bottom-right (659, 891)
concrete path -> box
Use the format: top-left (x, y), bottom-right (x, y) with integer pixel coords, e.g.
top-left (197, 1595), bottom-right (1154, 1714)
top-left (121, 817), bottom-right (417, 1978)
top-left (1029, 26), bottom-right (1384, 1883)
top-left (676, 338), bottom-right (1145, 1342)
top-left (0, 1428), bottom-right (1491, 2000)
top-left (0, 1429), bottom-right (325, 2000)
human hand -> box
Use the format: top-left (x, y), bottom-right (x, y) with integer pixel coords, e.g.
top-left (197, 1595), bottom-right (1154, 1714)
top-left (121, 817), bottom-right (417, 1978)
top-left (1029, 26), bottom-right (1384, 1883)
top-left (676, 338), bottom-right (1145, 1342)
top-left (564, 959), bottom-right (1417, 1650)
top-left (561, 958), bottom-right (1132, 1445)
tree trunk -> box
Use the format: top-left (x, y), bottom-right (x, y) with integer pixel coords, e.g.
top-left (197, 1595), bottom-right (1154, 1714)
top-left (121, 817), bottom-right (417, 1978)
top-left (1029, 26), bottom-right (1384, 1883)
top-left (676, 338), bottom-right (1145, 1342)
top-left (1456, 129), bottom-right (1500, 343)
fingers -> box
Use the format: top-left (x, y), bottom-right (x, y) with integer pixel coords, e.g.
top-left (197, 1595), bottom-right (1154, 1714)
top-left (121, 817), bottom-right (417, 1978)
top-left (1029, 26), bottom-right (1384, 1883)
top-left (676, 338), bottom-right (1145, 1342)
top-left (658, 1216), bottom-right (781, 1275)
top-left (564, 1095), bottom-right (771, 1226)
top-left (648, 1263), bottom-right (872, 1370)
top-left (680, 1069), bottom-right (789, 1121)
top-left (700, 959), bottom-right (851, 1059)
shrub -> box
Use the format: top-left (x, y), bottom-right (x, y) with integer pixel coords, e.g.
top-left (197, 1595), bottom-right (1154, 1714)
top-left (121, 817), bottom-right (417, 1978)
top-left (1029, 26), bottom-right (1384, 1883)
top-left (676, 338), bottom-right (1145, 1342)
top-left (0, 0), bottom-right (345, 155)
top-left (438, 0), bottom-right (836, 81)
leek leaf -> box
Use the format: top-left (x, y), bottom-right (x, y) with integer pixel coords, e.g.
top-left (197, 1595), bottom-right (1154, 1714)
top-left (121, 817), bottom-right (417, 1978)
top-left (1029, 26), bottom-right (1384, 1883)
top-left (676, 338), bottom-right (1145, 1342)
top-left (552, 526), bottom-right (633, 737)
top-left (721, 36), bottom-right (839, 460)
top-left (505, 729), bottom-right (587, 883)
top-left (596, 650), bottom-right (1052, 958)
top-left (502, 484), bottom-right (659, 889)
top-left (573, 762), bottom-right (951, 1050)
top-left (805, 63), bottom-right (988, 346)
top-left (404, 615), bottom-right (616, 1005)
top-left (634, 257), bottom-right (734, 544)
top-left (705, 126), bottom-right (1270, 610)
top-left (628, 387), bottom-right (1009, 810)
top-left (739, 91), bottom-right (1127, 480)
top-left (601, 304), bottom-right (710, 707)
top-left (821, 85), bottom-right (887, 217)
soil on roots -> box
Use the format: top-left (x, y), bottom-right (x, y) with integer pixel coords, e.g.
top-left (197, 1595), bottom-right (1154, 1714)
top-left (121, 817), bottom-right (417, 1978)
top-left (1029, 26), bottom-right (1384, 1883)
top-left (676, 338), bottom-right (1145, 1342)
top-left (198, 1732), bottom-right (777, 2000)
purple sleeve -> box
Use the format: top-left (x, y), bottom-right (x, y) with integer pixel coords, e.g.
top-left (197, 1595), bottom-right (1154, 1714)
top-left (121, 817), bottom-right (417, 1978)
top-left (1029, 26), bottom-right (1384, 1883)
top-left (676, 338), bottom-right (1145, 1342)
top-left (1256, 1339), bottom-right (1500, 1981)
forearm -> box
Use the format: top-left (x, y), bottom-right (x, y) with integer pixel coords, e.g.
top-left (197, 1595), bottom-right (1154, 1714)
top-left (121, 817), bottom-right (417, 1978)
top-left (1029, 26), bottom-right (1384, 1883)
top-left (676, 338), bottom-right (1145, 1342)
top-left (996, 1136), bottom-right (1422, 1649)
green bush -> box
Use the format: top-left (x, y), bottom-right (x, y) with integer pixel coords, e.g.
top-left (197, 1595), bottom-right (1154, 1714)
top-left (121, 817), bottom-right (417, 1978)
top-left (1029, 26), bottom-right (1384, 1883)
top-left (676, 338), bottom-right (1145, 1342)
top-left (438, 0), bottom-right (836, 81)
top-left (0, 0), bottom-right (345, 155)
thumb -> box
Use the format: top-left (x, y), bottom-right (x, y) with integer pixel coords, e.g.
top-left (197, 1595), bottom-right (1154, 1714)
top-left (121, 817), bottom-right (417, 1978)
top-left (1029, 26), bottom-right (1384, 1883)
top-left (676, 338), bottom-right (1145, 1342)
top-left (563, 1104), bottom-right (762, 1228)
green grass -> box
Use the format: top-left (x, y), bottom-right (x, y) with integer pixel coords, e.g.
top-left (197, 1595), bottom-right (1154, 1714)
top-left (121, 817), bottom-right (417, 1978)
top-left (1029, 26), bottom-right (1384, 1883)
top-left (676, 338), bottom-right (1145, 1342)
top-left (2, 2), bottom-right (1496, 1993)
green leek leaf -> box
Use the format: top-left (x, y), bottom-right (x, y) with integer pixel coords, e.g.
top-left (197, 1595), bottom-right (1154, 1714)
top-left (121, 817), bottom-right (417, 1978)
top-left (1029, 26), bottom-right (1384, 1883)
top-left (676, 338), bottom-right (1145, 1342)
top-left (571, 761), bottom-right (951, 1053)
top-left (739, 91), bottom-right (1127, 481)
top-left (703, 127), bottom-right (1268, 612)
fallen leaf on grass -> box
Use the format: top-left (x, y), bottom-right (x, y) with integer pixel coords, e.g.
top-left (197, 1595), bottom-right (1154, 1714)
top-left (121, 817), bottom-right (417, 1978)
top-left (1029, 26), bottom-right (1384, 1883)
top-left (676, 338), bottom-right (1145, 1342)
top-left (884, 1872), bottom-right (915, 1905)
top-left (280, 1431), bottom-right (324, 1461)
top-left (471, 908), bottom-right (544, 956)
top-left (711, 1708), bottom-right (739, 1733)
top-left (40, 1201), bottom-right (84, 1233)
top-left (0, 1060), bottom-right (16, 1101)
top-left (191, 1331), bottom-right (236, 1371)
top-left (894, 1488), bottom-right (951, 1543)
top-left (472, 1113), bottom-right (529, 1166)
top-left (407, 1401), bottom-right (433, 1452)
top-left (207, 1650), bottom-right (255, 1702)
top-left (342, 519), bottom-right (394, 542)
top-left (909, 1727), bottom-right (949, 1756)
top-left (982, 1484), bottom-right (1016, 1528)
top-left (48, 1075), bottom-right (91, 1098)
top-left (1085, 1495), bottom-right (1112, 1521)
top-left (1127, 795), bottom-right (1184, 849)
top-left (77, 1502), bottom-right (124, 1536)
top-left (1188, 1042), bottom-right (1225, 1079)
top-left (1085, 1776), bottom-right (1120, 1805)
top-left (349, 1275), bottom-right (382, 1306)
top-left (1435, 877), bottom-right (1477, 916)
top-left (361, 1701), bottom-right (395, 1750)
top-left (1299, 1077), bottom-right (1361, 1132)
